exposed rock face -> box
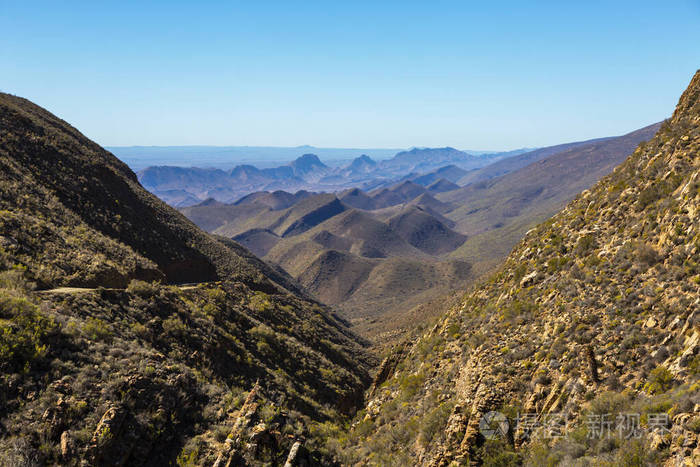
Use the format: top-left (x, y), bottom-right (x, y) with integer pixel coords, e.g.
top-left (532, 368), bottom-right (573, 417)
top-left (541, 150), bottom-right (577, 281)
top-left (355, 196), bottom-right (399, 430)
top-left (60, 431), bottom-right (72, 459)
top-left (459, 382), bottom-right (504, 461)
top-left (368, 342), bottom-right (409, 398)
top-left (213, 383), bottom-right (260, 467)
top-left (283, 440), bottom-right (307, 467)
top-left (86, 405), bottom-right (130, 466)
top-left (341, 71), bottom-right (700, 465)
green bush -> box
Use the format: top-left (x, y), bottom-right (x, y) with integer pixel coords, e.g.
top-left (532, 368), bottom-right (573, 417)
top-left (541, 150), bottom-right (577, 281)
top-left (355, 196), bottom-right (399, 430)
top-left (420, 401), bottom-right (454, 445)
top-left (0, 288), bottom-right (53, 372)
top-left (82, 317), bottom-right (112, 341)
top-left (249, 291), bottom-right (272, 312)
top-left (0, 266), bottom-right (33, 292)
top-left (398, 372), bottom-right (425, 399)
top-left (478, 439), bottom-right (521, 466)
top-left (575, 234), bottom-right (596, 256)
top-left (126, 279), bottom-right (160, 298)
top-left (644, 366), bottom-right (674, 394)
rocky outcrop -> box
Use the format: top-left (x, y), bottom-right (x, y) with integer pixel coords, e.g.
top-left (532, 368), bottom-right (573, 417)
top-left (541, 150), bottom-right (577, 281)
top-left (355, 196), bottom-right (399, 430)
top-left (368, 342), bottom-right (409, 398)
top-left (86, 405), bottom-right (131, 466)
top-left (459, 382), bottom-right (504, 462)
top-left (213, 383), bottom-right (261, 467)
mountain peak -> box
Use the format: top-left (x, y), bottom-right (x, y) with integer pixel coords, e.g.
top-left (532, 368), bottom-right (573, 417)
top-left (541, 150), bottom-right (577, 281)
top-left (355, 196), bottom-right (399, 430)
top-left (672, 69), bottom-right (700, 122)
top-left (354, 154), bottom-right (375, 164)
top-left (347, 154), bottom-right (377, 172)
top-left (288, 153), bottom-right (327, 175)
top-left (292, 153), bottom-right (325, 165)
top-left (390, 146), bottom-right (474, 164)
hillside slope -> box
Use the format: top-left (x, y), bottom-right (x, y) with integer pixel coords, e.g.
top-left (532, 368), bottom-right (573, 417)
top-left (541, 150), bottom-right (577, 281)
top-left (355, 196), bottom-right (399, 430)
top-left (440, 122), bottom-right (662, 273)
top-left (0, 93), bottom-right (306, 290)
top-left (0, 93), bottom-right (373, 465)
top-left (335, 71), bottom-right (700, 466)
top-left (456, 136), bottom-right (614, 186)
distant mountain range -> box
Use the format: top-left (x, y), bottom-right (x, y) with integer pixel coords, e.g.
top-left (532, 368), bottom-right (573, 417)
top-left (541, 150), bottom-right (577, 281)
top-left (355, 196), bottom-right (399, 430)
top-left (137, 147), bottom-right (521, 207)
top-left (109, 145), bottom-right (536, 171)
top-left (107, 145), bottom-right (402, 170)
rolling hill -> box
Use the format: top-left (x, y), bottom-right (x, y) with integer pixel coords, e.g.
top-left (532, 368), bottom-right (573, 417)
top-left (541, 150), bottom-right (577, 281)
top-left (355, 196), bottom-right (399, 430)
top-left (456, 136), bottom-right (615, 186)
top-left (426, 178), bottom-right (460, 193)
top-left (386, 206), bottom-right (466, 255)
top-left (184, 188), bottom-right (473, 344)
top-left (412, 164), bottom-right (469, 186)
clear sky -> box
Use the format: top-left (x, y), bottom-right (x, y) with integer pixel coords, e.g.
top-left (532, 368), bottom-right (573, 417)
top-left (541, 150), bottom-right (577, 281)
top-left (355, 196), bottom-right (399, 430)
top-left (2, 1), bottom-right (699, 150)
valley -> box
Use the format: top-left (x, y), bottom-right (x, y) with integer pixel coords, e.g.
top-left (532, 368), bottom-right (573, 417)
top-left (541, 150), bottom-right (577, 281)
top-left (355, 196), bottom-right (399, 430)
top-left (178, 123), bottom-right (661, 345)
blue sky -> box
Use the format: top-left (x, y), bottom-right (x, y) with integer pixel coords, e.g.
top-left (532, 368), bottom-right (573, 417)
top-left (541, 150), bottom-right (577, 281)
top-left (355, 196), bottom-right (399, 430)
top-left (2, 1), bottom-right (699, 149)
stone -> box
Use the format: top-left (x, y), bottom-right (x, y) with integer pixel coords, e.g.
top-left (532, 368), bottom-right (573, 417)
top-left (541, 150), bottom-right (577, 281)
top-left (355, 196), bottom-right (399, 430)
top-left (284, 441), bottom-right (303, 467)
top-left (520, 271), bottom-right (538, 288)
top-left (650, 431), bottom-right (670, 451)
top-left (60, 431), bottom-right (72, 458)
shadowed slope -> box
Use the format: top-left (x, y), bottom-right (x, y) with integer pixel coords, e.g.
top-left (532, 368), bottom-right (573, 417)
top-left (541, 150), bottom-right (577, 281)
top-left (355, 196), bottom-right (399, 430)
top-left (0, 93), bottom-right (290, 288)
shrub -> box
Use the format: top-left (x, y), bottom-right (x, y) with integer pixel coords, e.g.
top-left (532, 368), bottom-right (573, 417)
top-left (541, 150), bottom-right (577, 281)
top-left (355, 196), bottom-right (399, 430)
top-left (644, 366), bottom-right (674, 394)
top-left (635, 243), bottom-right (660, 266)
top-left (614, 437), bottom-right (660, 466)
top-left (162, 316), bottom-right (188, 338)
top-left (398, 372), bottom-right (425, 399)
top-left (478, 439), bottom-right (521, 466)
top-left (0, 266), bottom-right (33, 293)
top-left (82, 317), bottom-right (112, 342)
top-left (419, 401), bottom-right (454, 445)
top-left (0, 289), bottom-right (54, 372)
top-left (126, 279), bottom-right (160, 298)
top-left (637, 185), bottom-right (660, 210)
top-left (588, 391), bottom-right (629, 416)
top-left (249, 292), bottom-right (272, 312)
top-left (575, 234), bottom-right (596, 257)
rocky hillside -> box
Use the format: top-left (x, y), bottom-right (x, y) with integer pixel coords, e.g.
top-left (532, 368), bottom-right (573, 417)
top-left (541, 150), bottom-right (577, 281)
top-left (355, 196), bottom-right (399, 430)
top-left (0, 93), bottom-right (374, 465)
top-left (333, 72), bottom-right (700, 465)
top-left (0, 93), bottom-right (316, 291)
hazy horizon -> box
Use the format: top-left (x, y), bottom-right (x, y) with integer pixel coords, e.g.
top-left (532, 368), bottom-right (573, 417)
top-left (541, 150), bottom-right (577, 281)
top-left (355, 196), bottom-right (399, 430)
top-left (108, 143), bottom-right (540, 170)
